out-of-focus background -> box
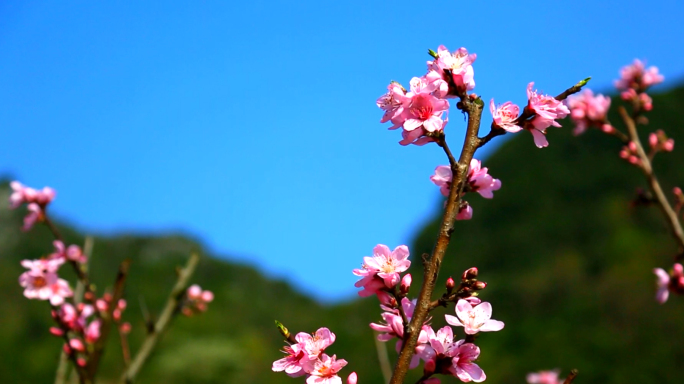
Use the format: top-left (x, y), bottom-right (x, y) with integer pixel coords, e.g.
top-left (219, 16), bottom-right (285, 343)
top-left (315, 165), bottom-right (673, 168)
top-left (2, 1), bottom-right (684, 383)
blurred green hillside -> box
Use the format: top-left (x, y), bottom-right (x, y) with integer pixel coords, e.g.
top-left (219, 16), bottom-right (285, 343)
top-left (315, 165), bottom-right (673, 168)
top-left (1, 85), bottom-right (683, 384)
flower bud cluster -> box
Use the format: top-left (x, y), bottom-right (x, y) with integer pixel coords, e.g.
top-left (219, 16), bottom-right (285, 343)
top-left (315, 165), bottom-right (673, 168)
top-left (181, 284), bottom-right (215, 316)
top-left (648, 129), bottom-right (675, 154)
top-left (619, 141), bottom-right (641, 166)
top-left (429, 159), bottom-right (501, 220)
top-left (654, 263), bottom-right (684, 304)
top-left (51, 302), bottom-right (101, 366)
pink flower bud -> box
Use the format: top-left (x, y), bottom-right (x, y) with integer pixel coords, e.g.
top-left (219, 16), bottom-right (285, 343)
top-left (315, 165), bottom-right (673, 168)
top-left (181, 307), bottom-right (194, 317)
top-left (473, 281), bottom-right (487, 290)
top-left (69, 338), bottom-right (85, 352)
top-left (628, 156), bottom-right (639, 165)
top-left (462, 267), bottom-right (478, 281)
top-left (117, 299), bottom-right (127, 311)
top-left (347, 372), bottom-right (358, 384)
top-left (377, 291), bottom-right (393, 306)
top-left (649, 133), bottom-right (658, 149)
top-left (63, 343), bottom-right (72, 354)
top-left (601, 124), bottom-right (614, 133)
top-left (628, 141), bottom-right (637, 151)
top-left (400, 274), bottom-right (412, 295)
top-left (423, 359), bottom-right (436, 375)
top-left (674, 187), bottom-right (683, 196)
top-left (446, 277), bottom-right (455, 292)
top-left (77, 358), bottom-right (87, 367)
top-left (664, 139), bottom-right (674, 152)
top-left (49, 327), bottom-right (64, 337)
top-left (187, 284), bottom-right (202, 300)
top-left (200, 291), bottom-right (214, 302)
top-left (103, 293), bottom-right (112, 302)
top-left (120, 322), bottom-right (132, 334)
top-left (113, 309), bottom-right (122, 321)
top-left (674, 263), bottom-right (683, 275)
top-left (95, 299), bottom-right (108, 312)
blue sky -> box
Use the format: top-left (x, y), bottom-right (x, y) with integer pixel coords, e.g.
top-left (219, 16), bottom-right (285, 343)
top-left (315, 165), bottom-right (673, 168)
top-left (2, 1), bottom-right (684, 301)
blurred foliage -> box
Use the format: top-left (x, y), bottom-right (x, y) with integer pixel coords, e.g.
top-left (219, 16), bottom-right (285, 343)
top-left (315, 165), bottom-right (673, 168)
top-left (1, 85), bottom-right (683, 383)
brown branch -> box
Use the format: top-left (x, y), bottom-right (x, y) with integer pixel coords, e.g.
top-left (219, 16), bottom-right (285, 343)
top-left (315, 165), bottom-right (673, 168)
top-left (85, 259), bottom-right (131, 379)
top-left (619, 106), bottom-right (684, 254)
top-left (389, 97), bottom-right (483, 384)
top-left (120, 253), bottom-right (200, 384)
top-left (563, 369), bottom-right (578, 384)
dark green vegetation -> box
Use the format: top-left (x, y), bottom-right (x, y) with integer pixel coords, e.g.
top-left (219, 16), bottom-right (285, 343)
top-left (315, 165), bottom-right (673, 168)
top-left (1, 85), bottom-right (683, 383)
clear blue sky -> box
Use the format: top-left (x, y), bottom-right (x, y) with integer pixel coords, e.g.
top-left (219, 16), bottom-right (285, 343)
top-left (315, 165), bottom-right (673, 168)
top-left (2, 1), bottom-right (683, 301)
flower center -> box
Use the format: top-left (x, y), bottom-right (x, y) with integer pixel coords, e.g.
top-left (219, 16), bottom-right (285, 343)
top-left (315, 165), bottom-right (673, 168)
top-left (33, 276), bottom-right (47, 288)
top-left (410, 94), bottom-right (433, 121)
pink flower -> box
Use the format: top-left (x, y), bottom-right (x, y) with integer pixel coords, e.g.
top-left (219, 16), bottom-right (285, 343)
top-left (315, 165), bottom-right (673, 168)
top-left (527, 370), bottom-right (562, 384)
top-left (524, 83), bottom-right (570, 148)
top-left (402, 86), bottom-right (449, 133)
top-left (19, 258), bottom-right (73, 305)
top-left (273, 343), bottom-right (312, 377)
top-left (567, 89), bottom-right (611, 135)
top-left (445, 299), bottom-right (504, 335)
top-left (653, 263), bottom-right (684, 304)
top-left (353, 244), bottom-right (410, 294)
top-left (428, 45), bottom-right (477, 96)
top-left (430, 165), bottom-right (453, 197)
top-left (430, 159), bottom-right (500, 199)
top-left (297, 327), bottom-right (337, 358)
top-left (467, 159), bottom-right (501, 199)
top-left (490, 99), bottom-right (522, 133)
top-left (648, 130), bottom-right (675, 153)
top-left (9, 181), bottom-right (56, 208)
top-left (85, 319), bottom-right (101, 343)
top-left (615, 59), bottom-right (664, 91)
top-left (307, 354), bottom-right (348, 384)
top-left (377, 82), bottom-right (409, 128)
top-left (456, 203), bottom-right (473, 221)
top-left (370, 298), bottom-right (431, 368)
top-left (22, 203), bottom-right (44, 231)
top-left (450, 340), bottom-right (486, 382)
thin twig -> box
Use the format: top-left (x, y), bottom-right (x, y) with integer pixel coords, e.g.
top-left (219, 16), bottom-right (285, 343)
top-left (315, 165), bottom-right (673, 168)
top-left (373, 332), bottom-right (392, 384)
top-left (478, 78), bottom-right (590, 148)
top-left (563, 369), bottom-right (578, 384)
top-left (85, 259), bottom-right (131, 379)
top-left (618, 106), bottom-right (684, 254)
top-left (120, 253), bottom-right (200, 384)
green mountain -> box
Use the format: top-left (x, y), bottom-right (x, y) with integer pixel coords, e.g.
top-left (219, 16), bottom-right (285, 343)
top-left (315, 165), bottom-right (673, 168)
top-left (1, 84), bottom-right (683, 384)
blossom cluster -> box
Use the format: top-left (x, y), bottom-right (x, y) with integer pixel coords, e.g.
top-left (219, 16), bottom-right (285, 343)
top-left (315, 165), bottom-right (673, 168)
top-left (10, 181), bottom-right (211, 378)
top-left (10, 181), bottom-right (56, 231)
top-left (357, 245), bottom-right (503, 383)
top-left (377, 46), bottom-right (569, 148)
top-left (273, 327), bottom-right (356, 384)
